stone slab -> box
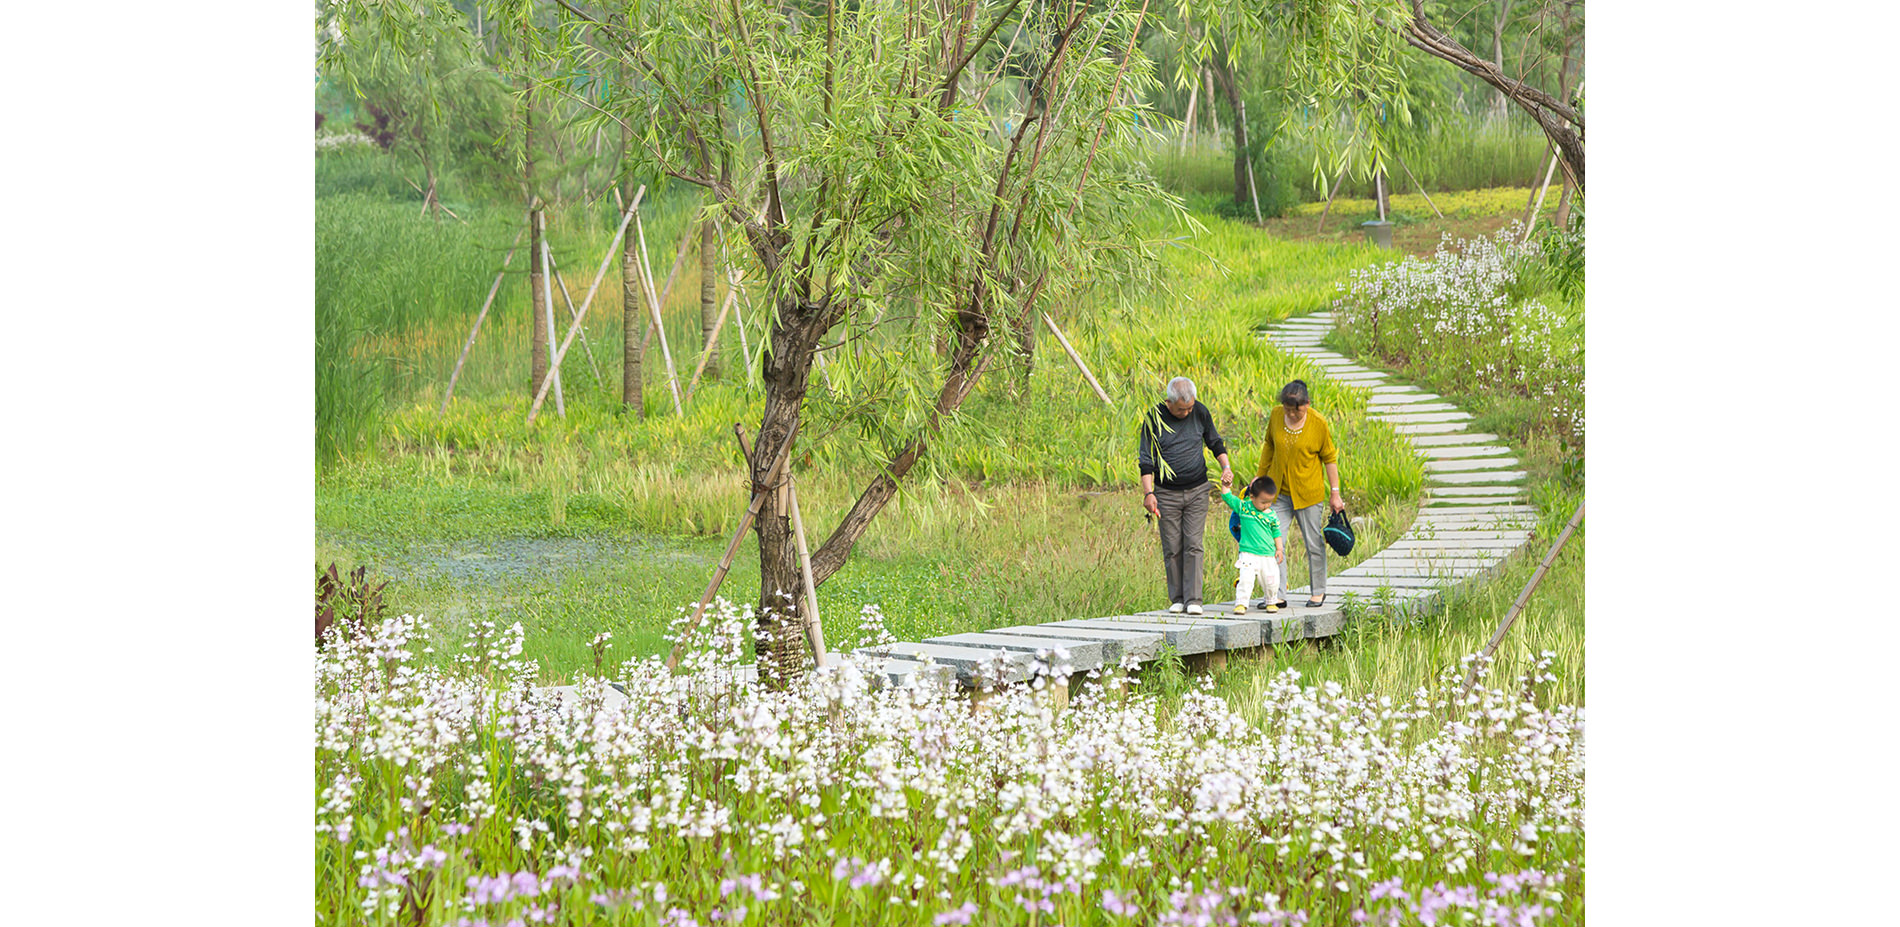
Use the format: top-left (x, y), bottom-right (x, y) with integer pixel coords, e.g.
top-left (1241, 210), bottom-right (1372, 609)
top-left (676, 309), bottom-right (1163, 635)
top-left (1386, 538), bottom-right (1528, 550)
top-left (1369, 402), bottom-right (1459, 414)
top-left (983, 625), bottom-right (1162, 665)
top-left (1377, 411), bottom-right (1474, 424)
top-left (1407, 432), bottom-right (1503, 446)
top-left (1427, 483), bottom-right (1525, 495)
top-left (857, 642), bottom-right (1035, 684)
top-left (1369, 385), bottom-right (1425, 394)
top-left (924, 633), bottom-right (1104, 672)
top-left (1122, 612), bottom-right (1263, 649)
top-left (1329, 373), bottom-right (1387, 383)
top-left (1427, 470), bottom-right (1528, 484)
top-left (1424, 496), bottom-right (1525, 507)
top-left (1419, 445), bottom-right (1515, 459)
top-left (1425, 457), bottom-right (1521, 472)
top-left (1047, 619), bottom-right (1216, 655)
top-left (845, 656), bottom-right (961, 688)
top-left (1364, 392), bottom-right (1445, 405)
top-left (1392, 423), bottom-right (1471, 435)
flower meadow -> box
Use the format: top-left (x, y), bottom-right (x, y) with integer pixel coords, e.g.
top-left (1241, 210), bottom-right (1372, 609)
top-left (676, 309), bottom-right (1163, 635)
top-left (316, 604), bottom-right (1585, 925)
top-left (1329, 225), bottom-right (1584, 449)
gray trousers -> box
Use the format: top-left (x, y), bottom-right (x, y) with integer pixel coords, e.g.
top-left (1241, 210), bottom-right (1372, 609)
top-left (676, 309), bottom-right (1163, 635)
top-left (1155, 483), bottom-right (1210, 605)
top-left (1272, 496), bottom-right (1329, 598)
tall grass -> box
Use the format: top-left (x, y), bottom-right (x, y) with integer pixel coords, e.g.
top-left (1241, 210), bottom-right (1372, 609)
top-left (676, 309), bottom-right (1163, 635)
top-left (1150, 113), bottom-right (1552, 208)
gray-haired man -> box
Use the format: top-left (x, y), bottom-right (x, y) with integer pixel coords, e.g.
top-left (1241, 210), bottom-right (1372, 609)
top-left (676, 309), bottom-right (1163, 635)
top-left (1137, 377), bottom-right (1233, 615)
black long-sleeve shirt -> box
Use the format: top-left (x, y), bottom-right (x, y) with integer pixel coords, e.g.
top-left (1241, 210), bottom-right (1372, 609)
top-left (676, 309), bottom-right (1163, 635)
top-left (1137, 401), bottom-right (1228, 490)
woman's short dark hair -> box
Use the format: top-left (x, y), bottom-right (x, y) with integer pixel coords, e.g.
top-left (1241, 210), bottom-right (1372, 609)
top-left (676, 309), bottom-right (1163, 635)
top-left (1279, 380), bottom-right (1310, 408)
top-left (1247, 476), bottom-right (1278, 498)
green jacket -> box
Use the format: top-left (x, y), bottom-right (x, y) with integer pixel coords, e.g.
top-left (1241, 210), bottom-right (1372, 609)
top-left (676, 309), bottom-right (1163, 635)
top-left (1220, 492), bottom-right (1284, 557)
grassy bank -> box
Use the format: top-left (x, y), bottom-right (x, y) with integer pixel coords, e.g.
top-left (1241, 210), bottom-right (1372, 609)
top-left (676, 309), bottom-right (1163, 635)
top-left (317, 198), bottom-right (1436, 678)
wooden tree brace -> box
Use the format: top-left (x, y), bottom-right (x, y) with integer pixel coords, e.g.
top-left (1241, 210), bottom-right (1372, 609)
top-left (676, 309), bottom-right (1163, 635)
top-left (663, 419), bottom-right (802, 671)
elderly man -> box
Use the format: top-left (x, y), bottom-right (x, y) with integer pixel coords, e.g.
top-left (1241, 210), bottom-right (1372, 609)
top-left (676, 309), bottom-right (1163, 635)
top-left (1137, 377), bottom-right (1233, 615)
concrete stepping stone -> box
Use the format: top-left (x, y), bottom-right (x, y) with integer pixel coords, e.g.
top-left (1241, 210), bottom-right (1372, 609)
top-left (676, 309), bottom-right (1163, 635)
top-left (1399, 531), bottom-right (1534, 544)
top-left (541, 684), bottom-right (630, 711)
top-left (1364, 392), bottom-right (1442, 405)
top-left (984, 625), bottom-right (1163, 665)
top-left (1369, 402), bottom-right (1458, 414)
top-left (1427, 470), bottom-right (1528, 484)
top-left (1427, 482), bottom-right (1523, 494)
top-left (1414, 504), bottom-right (1537, 517)
top-left (857, 642), bottom-right (1036, 684)
top-left (924, 632), bottom-right (1105, 673)
top-left (847, 656), bottom-right (961, 688)
top-left (1420, 444), bottom-right (1513, 458)
top-left (1407, 432), bottom-right (1502, 445)
top-left (1377, 411), bottom-right (1474, 424)
top-left (1123, 612), bottom-right (1263, 649)
top-left (1425, 457), bottom-right (1521, 472)
top-left (1392, 422), bottom-right (1471, 435)
top-left (1046, 618), bottom-right (1216, 654)
top-left (1424, 496), bottom-right (1524, 507)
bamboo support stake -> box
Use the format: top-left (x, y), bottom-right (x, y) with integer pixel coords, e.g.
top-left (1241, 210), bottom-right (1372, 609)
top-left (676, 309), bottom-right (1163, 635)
top-left (1390, 148), bottom-right (1443, 218)
top-left (715, 226), bottom-right (757, 387)
top-left (1464, 499), bottom-right (1585, 692)
top-left (527, 187), bottom-right (644, 423)
top-left (736, 427), bottom-right (827, 667)
top-left (1041, 312), bottom-right (1111, 405)
top-left (664, 420), bottom-right (802, 671)
top-left (548, 260), bottom-right (604, 385)
top-left (635, 211), bottom-right (686, 416)
top-left (1523, 153), bottom-right (1560, 241)
top-left (1315, 170), bottom-right (1348, 233)
top-left (441, 225), bottom-right (525, 415)
top-left (1178, 76), bottom-right (1199, 155)
top-left (537, 210), bottom-right (565, 417)
top-left (684, 275), bottom-right (743, 403)
top-left (787, 475), bottom-right (827, 668)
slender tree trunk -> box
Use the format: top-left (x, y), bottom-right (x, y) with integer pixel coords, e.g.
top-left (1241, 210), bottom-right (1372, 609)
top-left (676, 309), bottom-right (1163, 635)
top-left (1209, 53), bottom-right (1251, 210)
top-left (700, 218), bottom-right (719, 380)
top-left (1490, 0), bottom-right (1514, 120)
top-left (618, 95), bottom-right (645, 415)
top-left (526, 99), bottom-right (549, 399)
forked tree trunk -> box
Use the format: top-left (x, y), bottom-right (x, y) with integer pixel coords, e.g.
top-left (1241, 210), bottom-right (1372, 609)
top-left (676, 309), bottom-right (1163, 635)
top-left (700, 218), bottom-right (719, 380)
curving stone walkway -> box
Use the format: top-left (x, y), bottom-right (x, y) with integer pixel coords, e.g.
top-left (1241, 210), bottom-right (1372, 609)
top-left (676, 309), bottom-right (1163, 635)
top-left (852, 310), bottom-right (1542, 690)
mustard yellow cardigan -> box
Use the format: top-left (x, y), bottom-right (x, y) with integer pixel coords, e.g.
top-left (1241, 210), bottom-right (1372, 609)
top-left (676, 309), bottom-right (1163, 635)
top-left (1254, 406), bottom-right (1339, 511)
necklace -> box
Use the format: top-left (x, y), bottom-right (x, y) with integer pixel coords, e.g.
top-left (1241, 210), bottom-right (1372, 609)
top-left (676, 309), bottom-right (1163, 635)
top-left (1282, 408), bottom-right (1307, 435)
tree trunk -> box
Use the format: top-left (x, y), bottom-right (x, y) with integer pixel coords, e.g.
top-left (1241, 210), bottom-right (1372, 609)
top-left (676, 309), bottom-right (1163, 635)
top-left (1208, 53), bottom-right (1252, 210)
top-left (752, 299), bottom-right (827, 686)
top-left (526, 101), bottom-right (549, 400)
top-left (700, 218), bottom-right (719, 380)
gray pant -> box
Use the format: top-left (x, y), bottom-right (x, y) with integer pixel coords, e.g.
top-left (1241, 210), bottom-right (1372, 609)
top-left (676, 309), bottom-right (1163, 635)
top-left (1155, 483), bottom-right (1210, 606)
top-left (1273, 496), bottom-right (1329, 599)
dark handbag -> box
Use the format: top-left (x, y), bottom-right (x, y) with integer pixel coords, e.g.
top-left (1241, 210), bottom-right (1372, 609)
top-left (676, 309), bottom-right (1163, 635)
top-left (1324, 508), bottom-right (1355, 556)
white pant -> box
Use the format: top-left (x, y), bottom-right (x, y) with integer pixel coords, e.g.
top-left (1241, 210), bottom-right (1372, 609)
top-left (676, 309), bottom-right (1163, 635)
top-left (1234, 552), bottom-right (1280, 605)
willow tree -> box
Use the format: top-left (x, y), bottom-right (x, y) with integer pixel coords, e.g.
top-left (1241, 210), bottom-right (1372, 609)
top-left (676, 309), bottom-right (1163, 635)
top-left (328, 0), bottom-right (1182, 680)
top-left (1182, 0), bottom-right (1583, 195)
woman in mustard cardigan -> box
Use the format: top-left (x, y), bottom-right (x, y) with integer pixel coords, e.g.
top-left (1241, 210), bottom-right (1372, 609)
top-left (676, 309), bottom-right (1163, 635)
top-left (1254, 380), bottom-right (1346, 607)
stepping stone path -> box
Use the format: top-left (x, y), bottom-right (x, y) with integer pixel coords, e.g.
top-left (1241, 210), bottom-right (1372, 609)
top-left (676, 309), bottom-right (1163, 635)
top-left (544, 311), bottom-right (1543, 700)
top-left (839, 312), bottom-right (1545, 692)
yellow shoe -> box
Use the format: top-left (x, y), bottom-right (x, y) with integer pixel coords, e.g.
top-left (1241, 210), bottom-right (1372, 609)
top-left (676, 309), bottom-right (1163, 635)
top-left (1264, 603), bottom-right (1279, 613)
top-left (1233, 603), bottom-right (1247, 615)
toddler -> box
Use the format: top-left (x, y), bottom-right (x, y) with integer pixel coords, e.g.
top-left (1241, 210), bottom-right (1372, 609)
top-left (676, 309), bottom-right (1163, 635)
top-left (1220, 476), bottom-right (1285, 615)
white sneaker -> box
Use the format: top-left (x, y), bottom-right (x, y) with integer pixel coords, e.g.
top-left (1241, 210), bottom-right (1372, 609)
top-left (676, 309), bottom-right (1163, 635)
top-left (1168, 602), bottom-right (1185, 614)
top-left (1185, 603), bottom-right (1204, 616)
